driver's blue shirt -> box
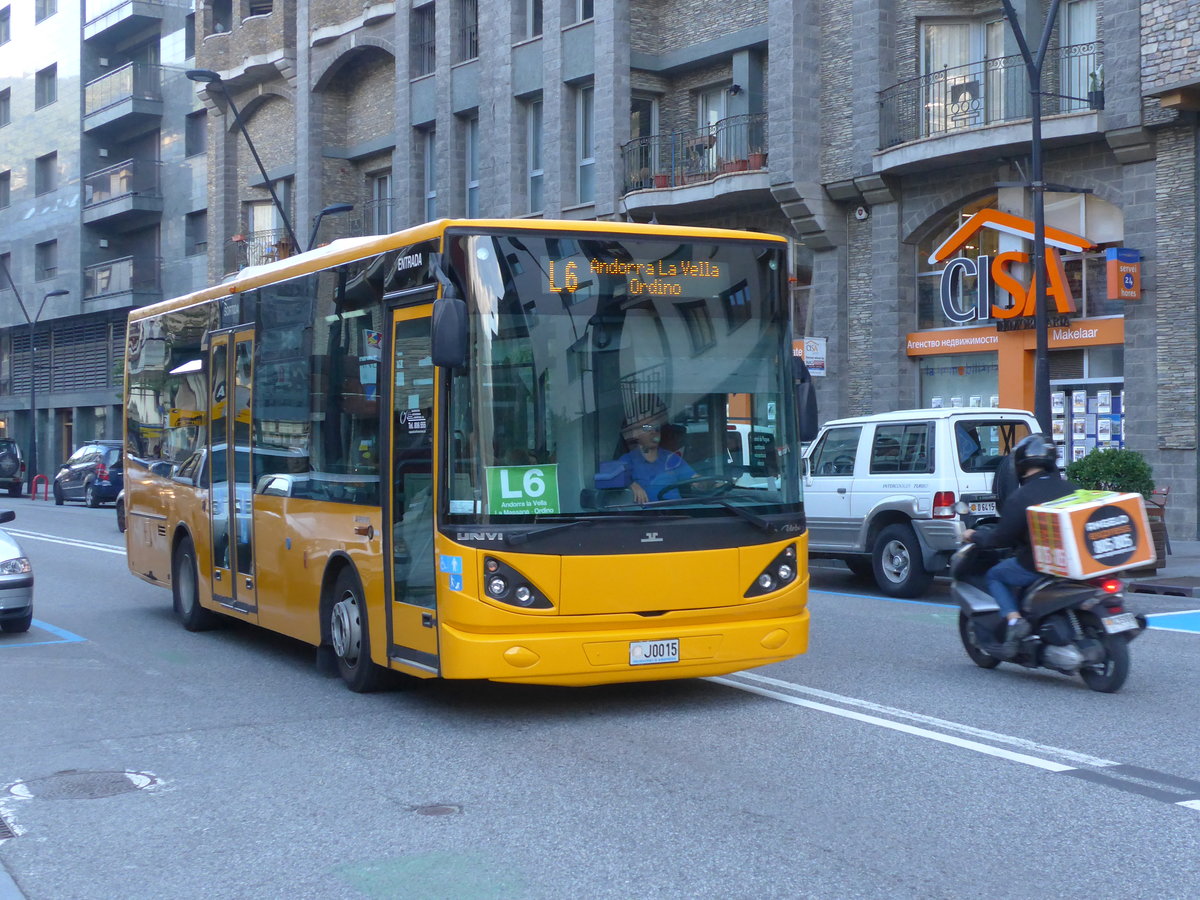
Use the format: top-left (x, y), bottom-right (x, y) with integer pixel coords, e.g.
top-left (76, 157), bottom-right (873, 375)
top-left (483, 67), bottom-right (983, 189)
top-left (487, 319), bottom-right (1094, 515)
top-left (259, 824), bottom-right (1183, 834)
top-left (619, 448), bottom-right (695, 501)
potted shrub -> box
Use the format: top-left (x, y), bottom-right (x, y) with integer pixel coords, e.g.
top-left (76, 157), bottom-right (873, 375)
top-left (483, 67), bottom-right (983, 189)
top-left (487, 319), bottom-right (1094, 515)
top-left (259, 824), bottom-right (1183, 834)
top-left (1065, 447), bottom-right (1165, 570)
top-left (748, 151), bottom-right (767, 169)
top-left (1088, 66), bottom-right (1104, 110)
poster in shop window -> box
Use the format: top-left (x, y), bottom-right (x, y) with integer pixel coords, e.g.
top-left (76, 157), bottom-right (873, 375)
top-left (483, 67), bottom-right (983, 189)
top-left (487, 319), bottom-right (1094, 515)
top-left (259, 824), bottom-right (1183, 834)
top-left (1051, 392), bottom-right (1066, 416)
top-left (1072, 390), bottom-right (1087, 414)
top-left (1097, 390), bottom-right (1112, 415)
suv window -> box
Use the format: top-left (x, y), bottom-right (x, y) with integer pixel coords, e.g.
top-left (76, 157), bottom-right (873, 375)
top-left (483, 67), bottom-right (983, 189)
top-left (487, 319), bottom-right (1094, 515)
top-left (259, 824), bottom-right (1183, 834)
top-left (102, 448), bottom-right (122, 466)
top-left (870, 423), bottom-right (933, 474)
top-left (68, 446), bottom-right (91, 463)
top-left (955, 419), bottom-right (1031, 472)
top-left (810, 426), bottom-right (861, 476)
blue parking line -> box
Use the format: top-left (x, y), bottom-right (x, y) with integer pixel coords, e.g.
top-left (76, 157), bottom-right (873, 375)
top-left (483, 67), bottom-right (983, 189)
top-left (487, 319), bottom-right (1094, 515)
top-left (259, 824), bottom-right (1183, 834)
top-left (1145, 610), bottom-right (1200, 634)
top-left (0, 619), bottom-right (86, 648)
top-left (811, 587), bottom-right (949, 609)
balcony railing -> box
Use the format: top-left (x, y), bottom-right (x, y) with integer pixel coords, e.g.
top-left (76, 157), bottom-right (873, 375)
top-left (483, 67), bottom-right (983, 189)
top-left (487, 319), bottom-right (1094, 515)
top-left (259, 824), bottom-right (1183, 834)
top-left (83, 158), bottom-right (162, 209)
top-left (620, 113), bottom-right (768, 194)
top-left (880, 41), bottom-right (1102, 149)
top-left (347, 199), bottom-right (403, 237)
top-left (84, 0), bottom-right (174, 41)
top-left (228, 228), bottom-right (297, 272)
top-left (84, 255), bottom-right (161, 300)
top-left (84, 62), bottom-right (163, 116)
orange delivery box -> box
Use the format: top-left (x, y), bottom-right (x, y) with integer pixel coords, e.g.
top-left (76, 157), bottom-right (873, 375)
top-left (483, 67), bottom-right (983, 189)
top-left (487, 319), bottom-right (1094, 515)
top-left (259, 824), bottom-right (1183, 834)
top-left (1026, 490), bottom-right (1156, 579)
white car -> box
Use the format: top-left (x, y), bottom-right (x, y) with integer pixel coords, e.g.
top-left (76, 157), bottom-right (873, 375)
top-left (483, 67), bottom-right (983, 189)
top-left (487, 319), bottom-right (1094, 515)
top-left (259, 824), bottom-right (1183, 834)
top-left (802, 408), bottom-right (1038, 597)
top-left (0, 510), bottom-right (34, 633)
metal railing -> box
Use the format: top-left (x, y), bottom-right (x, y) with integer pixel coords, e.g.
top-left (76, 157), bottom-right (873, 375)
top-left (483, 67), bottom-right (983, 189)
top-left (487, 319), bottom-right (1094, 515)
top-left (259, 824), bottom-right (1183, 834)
top-left (84, 0), bottom-right (175, 31)
top-left (228, 228), bottom-right (297, 272)
top-left (84, 255), bottom-right (161, 300)
top-left (84, 62), bottom-right (163, 116)
top-left (83, 158), bottom-right (162, 210)
top-left (620, 113), bottom-right (768, 194)
top-left (455, 0), bottom-right (479, 62)
top-left (879, 41), bottom-right (1102, 148)
top-left (347, 199), bottom-right (403, 237)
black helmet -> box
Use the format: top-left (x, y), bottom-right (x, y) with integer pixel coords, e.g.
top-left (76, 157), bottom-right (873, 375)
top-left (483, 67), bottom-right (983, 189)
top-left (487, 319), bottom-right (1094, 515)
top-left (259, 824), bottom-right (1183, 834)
top-left (1013, 433), bottom-right (1057, 475)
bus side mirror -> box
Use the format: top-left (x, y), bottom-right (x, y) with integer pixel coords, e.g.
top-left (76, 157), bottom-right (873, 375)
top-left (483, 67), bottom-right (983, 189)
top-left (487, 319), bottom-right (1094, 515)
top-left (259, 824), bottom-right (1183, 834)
top-left (794, 355), bottom-right (819, 442)
top-left (431, 293), bottom-right (468, 368)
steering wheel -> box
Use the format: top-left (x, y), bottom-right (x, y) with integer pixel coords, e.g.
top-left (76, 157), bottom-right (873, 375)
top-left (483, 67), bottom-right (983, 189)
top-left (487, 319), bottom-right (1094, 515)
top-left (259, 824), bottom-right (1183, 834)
top-left (672, 474), bottom-right (738, 498)
top-left (831, 454), bottom-right (855, 474)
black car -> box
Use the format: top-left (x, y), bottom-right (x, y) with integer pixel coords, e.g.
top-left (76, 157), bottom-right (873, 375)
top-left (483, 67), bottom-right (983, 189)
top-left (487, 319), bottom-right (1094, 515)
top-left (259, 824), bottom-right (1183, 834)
top-left (53, 440), bottom-right (124, 507)
top-left (0, 439), bottom-right (25, 497)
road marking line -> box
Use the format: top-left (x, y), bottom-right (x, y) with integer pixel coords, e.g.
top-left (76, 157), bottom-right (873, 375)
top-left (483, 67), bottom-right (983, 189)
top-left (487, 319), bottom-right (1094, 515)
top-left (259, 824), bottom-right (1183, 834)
top-left (6, 529), bottom-right (125, 555)
top-left (709, 675), bottom-right (1075, 772)
top-left (0, 620), bottom-right (86, 648)
top-left (732, 670), bottom-right (1118, 767)
top-left (1177, 800), bottom-right (1200, 810)
top-left (1143, 608), bottom-right (1200, 617)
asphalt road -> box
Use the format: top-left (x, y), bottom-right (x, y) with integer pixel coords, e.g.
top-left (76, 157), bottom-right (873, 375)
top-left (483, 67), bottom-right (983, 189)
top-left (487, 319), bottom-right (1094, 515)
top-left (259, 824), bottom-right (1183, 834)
top-left (2, 500), bottom-right (1199, 899)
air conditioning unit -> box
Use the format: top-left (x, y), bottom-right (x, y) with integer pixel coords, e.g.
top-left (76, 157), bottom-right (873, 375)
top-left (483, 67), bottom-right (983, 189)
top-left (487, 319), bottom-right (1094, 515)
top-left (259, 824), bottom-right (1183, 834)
top-left (99, 239), bottom-right (109, 248)
top-left (98, 148), bottom-right (109, 158)
top-left (99, 57), bottom-right (109, 67)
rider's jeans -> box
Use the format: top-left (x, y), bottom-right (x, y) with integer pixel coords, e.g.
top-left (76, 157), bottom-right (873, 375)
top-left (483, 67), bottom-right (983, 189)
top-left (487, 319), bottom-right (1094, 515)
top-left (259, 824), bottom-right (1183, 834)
top-left (985, 556), bottom-right (1042, 618)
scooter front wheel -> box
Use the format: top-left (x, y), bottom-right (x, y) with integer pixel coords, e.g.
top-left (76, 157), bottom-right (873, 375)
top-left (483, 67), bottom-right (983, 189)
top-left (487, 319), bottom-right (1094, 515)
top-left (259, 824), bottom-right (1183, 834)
top-left (958, 612), bottom-right (1001, 669)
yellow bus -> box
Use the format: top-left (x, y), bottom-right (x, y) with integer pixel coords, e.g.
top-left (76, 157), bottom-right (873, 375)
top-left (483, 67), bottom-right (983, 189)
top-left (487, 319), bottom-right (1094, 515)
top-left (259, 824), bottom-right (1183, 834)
top-left (123, 219), bottom-right (814, 689)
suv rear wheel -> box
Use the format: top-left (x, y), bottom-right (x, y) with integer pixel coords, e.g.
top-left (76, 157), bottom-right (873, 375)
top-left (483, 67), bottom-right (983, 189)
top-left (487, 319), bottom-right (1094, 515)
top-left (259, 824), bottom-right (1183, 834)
top-left (872, 523), bottom-right (933, 598)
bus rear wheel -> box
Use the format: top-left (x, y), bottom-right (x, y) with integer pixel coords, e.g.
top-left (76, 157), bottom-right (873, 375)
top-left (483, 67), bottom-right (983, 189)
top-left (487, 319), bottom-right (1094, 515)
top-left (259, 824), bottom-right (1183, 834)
top-left (329, 568), bottom-right (386, 693)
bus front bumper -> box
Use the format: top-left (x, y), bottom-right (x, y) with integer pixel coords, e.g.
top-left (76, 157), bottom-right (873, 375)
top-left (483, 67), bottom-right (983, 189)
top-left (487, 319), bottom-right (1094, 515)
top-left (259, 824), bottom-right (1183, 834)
top-left (434, 606), bottom-right (810, 687)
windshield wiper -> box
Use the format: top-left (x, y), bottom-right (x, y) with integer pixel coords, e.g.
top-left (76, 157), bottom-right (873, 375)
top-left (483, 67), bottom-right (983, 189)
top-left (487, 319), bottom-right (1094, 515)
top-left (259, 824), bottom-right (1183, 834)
top-left (641, 497), bottom-right (777, 532)
top-left (504, 519), bottom-right (593, 545)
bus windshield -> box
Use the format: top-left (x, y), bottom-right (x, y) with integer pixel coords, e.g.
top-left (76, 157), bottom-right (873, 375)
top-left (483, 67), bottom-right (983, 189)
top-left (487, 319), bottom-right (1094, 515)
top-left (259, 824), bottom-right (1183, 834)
top-left (445, 231), bottom-right (800, 521)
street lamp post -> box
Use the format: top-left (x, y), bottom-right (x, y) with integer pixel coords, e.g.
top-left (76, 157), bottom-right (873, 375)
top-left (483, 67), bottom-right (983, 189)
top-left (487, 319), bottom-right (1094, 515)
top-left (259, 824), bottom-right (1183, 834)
top-left (185, 68), bottom-right (301, 254)
top-left (1000, 0), bottom-right (1063, 433)
top-left (28, 289), bottom-right (69, 492)
top-left (308, 203), bottom-right (355, 251)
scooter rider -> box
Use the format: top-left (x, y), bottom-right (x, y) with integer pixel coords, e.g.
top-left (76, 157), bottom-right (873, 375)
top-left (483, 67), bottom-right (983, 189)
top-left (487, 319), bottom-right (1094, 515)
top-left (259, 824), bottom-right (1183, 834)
top-left (963, 433), bottom-right (1080, 652)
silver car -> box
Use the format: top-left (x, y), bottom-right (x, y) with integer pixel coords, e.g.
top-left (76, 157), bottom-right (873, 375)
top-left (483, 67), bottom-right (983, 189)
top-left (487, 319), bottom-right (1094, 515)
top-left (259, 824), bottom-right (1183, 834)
top-left (0, 510), bottom-right (33, 634)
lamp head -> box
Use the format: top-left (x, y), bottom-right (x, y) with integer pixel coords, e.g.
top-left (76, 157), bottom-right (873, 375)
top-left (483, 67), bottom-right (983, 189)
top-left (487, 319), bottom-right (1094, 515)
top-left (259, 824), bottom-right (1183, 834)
top-left (185, 68), bottom-right (222, 85)
top-left (44, 289), bottom-right (69, 299)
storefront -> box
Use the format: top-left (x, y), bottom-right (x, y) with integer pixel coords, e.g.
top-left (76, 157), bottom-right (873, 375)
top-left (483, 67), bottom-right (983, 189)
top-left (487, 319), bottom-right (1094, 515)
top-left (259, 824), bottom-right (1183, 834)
top-left (906, 193), bottom-right (1133, 466)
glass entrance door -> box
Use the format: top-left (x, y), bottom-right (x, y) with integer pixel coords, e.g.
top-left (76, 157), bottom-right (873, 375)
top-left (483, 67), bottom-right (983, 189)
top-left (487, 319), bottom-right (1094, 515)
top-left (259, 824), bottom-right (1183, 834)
top-left (388, 306), bottom-right (439, 671)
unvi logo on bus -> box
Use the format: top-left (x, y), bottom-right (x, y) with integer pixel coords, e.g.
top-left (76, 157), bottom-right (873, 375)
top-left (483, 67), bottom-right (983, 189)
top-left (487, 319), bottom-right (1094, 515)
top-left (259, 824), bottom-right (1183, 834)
top-left (929, 210), bottom-right (1096, 324)
top-left (485, 465), bottom-right (561, 514)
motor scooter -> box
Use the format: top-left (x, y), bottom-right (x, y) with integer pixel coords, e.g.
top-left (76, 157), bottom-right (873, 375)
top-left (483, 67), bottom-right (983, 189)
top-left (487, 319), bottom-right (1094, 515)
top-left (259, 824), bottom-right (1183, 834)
top-left (949, 513), bottom-right (1147, 693)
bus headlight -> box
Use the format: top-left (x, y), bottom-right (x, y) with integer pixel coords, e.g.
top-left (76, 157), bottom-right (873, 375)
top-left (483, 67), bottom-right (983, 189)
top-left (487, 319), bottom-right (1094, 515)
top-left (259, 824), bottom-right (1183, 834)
top-left (481, 557), bottom-right (553, 609)
top-left (745, 544), bottom-right (799, 598)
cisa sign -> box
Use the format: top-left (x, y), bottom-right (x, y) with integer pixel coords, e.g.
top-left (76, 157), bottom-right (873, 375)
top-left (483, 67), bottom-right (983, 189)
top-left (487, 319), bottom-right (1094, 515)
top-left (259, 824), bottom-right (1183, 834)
top-left (929, 210), bottom-right (1096, 324)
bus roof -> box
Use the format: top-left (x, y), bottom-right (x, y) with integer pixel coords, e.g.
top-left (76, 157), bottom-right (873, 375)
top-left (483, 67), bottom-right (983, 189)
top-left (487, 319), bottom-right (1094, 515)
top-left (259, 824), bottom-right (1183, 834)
top-left (128, 218), bottom-right (788, 323)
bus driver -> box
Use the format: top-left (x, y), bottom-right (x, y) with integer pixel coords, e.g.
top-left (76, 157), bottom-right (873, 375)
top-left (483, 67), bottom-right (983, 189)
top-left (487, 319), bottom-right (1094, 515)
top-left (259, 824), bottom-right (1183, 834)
top-left (619, 416), bottom-right (696, 503)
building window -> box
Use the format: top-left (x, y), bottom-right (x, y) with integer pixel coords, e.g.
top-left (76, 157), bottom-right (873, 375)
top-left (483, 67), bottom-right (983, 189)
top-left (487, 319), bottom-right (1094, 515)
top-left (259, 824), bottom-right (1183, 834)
top-left (35, 152), bottom-right (57, 195)
top-left (575, 0), bottom-right (594, 23)
top-left (527, 98), bottom-right (543, 213)
top-left (576, 84), bottom-right (595, 204)
top-left (0, 253), bottom-right (10, 289)
top-left (412, 4), bottom-right (436, 78)
top-left (0, 88), bottom-right (9, 128)
top-left (185, 111), bottom-right (207, 157)
top-left (518, 0), bottom-right (542, 39)
top-left (35, 240), bottom-right (57, 280)
top-left (185, 13), bottom-right (195, 59)
top-left (35, 0), bottom-right (56, 23)
top-left (35, 64), bottom-right (57, 109)
top-left (0, 7), bottom-right (10, 45)
top-left (464, 115), bottom-right (480, 217)
top-left (211, 0), bottom-right (232, 33)
top-left (185, 210), bottom-right (207, 256)
top-left (0, 170), bottom-right (9, 208)
top-left (369, 172), bottom-right (392, 233)
top-left (247, 0), bottom-right (273, 15)
top-left (455, 0), bottom-right (478, 63)
top-left (422, 129), bottom-right (438, 221)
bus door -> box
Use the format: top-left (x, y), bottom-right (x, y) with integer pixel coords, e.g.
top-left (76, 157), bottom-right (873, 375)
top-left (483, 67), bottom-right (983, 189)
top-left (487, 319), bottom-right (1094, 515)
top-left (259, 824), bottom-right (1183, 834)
top-left (387, 306), bottom-right (439, 672)
top-left (208, 328), bottom-right (258, 616)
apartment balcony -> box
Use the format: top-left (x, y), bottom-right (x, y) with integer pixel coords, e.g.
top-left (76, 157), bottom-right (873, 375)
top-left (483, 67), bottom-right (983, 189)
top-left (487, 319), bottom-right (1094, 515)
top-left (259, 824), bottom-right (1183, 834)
top-left (226, 228), bottom-right (297, 273)
top-left (877, 42), bottom-right (1102, 173)
top-left (83, 62), bottom-right (164, 135)
top-left (83, 0), bottom-right (171, 43)
top-left (82, 159), bottom-right (163, 230)
top-left (84, 255), bottom-right (162, 310)
top-left (620, 114), bottom-right (771, 217)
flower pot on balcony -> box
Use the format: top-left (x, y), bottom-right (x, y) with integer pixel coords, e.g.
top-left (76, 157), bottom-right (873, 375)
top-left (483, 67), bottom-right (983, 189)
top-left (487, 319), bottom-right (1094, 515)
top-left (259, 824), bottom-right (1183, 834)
top-left (653, 174), bottom-right (670, 188)
top-left (748, 151), bottom-right (767, 169)
top-left (1088, 89), bottom-right (1105, 111)
top-left (720, 159), bottom-right (749, 174)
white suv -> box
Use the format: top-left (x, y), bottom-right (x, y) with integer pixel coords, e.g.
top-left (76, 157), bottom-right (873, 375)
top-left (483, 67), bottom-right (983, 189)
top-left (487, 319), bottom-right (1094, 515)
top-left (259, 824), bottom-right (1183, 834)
top-left (802, 408), bottom-right (1038, 596)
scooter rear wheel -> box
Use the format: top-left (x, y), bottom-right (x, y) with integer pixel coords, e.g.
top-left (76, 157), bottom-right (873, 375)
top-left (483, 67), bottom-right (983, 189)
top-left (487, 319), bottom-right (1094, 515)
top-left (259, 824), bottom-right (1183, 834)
top-left (958, 612), bottom-right (1001, 669)
top-left (1078, 628), bottom-right (1130, 693)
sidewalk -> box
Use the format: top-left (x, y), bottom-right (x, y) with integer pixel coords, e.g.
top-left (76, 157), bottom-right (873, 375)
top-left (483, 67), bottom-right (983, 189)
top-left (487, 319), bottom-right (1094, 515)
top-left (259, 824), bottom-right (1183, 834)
top-left (1126, 538), bottom-right (1200, 597)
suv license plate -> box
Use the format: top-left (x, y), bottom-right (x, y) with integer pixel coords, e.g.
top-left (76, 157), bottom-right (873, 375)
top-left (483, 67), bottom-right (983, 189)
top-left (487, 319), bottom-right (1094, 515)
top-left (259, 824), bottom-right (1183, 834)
top-left (1102, 612), bottom-right (1139, 634)
top-left (629, 639), bottom-right (680, 665)
top-left (968, 501), bottom-right (996, 515)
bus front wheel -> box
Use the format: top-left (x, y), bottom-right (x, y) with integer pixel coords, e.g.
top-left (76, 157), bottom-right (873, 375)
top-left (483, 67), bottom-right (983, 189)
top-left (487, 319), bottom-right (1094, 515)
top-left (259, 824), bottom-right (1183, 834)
top-left (329, 568), bottom-right (386, 693)
top-left (173, 536), bottom-right (218, 632)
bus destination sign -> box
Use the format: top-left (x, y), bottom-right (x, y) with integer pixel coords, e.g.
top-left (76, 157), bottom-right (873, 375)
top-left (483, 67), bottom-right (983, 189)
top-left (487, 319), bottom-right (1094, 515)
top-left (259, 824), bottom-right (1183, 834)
top-left (547, 258), bottom-right (722, 296)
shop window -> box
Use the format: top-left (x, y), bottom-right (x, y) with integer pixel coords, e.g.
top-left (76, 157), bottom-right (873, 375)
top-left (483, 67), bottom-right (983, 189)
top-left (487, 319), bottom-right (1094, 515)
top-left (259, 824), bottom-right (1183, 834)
top-left (919, 352), bottom-right (999, 410)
